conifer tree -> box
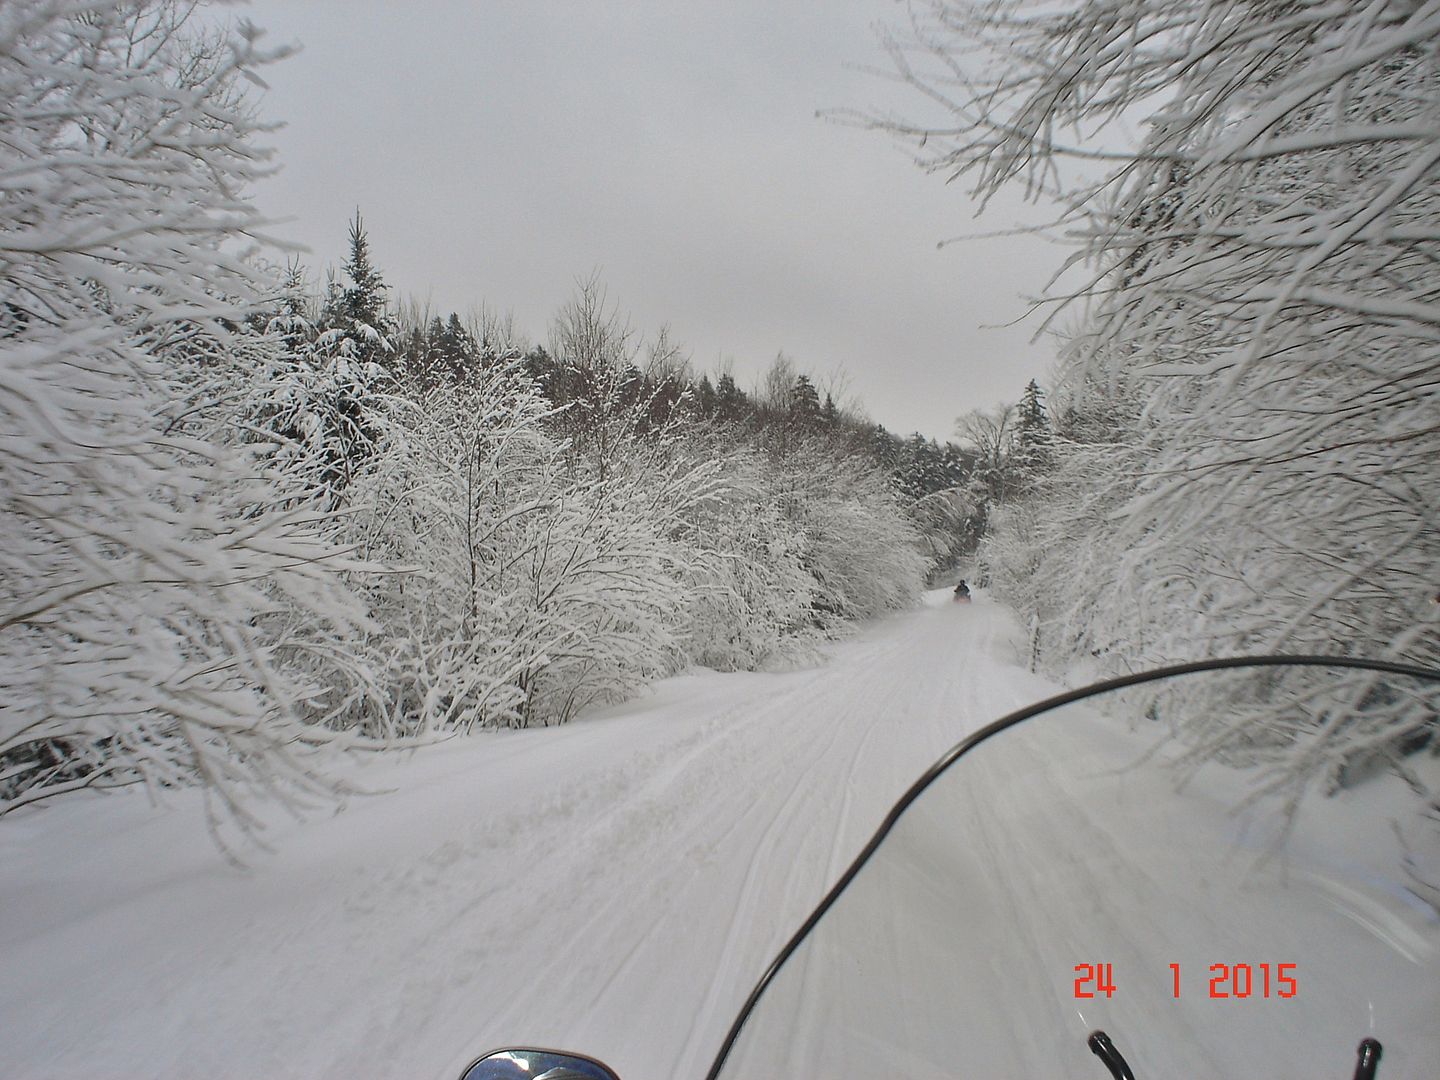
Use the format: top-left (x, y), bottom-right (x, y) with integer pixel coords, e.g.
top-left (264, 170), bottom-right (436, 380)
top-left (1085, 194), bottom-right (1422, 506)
top-left (715, 372), bottom-right (748, 423)
top-left (789, 373), bottom-right (822, 430)
top-left (432, 312), bottom-right (478, 382)
top-left (694, 374), bottom-right (717, 415)
top-left (317, 211), bottom-right (397, 369)
top-left (285, 212), bottom-right (400, 505)
top-left (870, 424), bottom-right (900, 469)
top-left (266, 262), bottom-right (316, 356)
top-left (1013, 378), bottom-right (1054, 480)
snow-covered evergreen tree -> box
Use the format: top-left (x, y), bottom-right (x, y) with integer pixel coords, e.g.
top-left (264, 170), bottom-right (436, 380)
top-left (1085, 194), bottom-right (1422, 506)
top-left (1012, 379), bottom-right (1053, 484)
top-left (259, 215), bottom-right (401, 507)
top-left (693, 373), bottom-right (718, 416)
top-left (788, 373), bottom-right (823, 431)
top-left (317, 211), bottom-right (398, 369)
top-left (714, 371), bottom-right (748, 423)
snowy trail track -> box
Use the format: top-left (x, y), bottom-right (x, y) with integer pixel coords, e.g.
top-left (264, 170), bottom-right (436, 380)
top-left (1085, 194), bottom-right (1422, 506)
top-left (6, 594), bottom-right (1436, 1080)
top-left (2, 592), bottom-right (1043, 1080)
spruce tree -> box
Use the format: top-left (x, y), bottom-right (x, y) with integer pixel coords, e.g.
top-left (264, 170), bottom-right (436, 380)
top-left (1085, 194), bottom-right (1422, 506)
top-left (1013, 379), bottom-right (1054, 479)
top-left (715, 372), bottom-right (747, 423)
top-left (267, 262), bottom-right (315, 357)
top-left (317, 211), bottom-right (397, 370)
top-left (694, 374), bottom-right (717, 415)
top-left (870, 424), bottom-right (900, 468)
top-left (436, 312), bottom-right (478, 382)
top-left (788, 373), bottom-right (822, 430)
top-left (294, 212), bottom-right (399, 504)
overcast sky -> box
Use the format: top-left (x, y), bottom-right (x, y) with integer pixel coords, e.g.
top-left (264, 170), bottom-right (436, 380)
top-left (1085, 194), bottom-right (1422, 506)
top-left (236, 0), bottom-right (1065, 441)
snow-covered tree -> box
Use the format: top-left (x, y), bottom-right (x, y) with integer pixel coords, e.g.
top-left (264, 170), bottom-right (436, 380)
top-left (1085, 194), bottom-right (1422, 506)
top-left (546, 274), bottom-right (647, 476)
top-left (714, 371), bottom-right (748, 423)
top-left (0, 2), bottom-right (371, 828)
top-left (317, 211), bottom-right (398, 369)
top-left (249, 217), bottom-right (403, 508)
top-left (870, 0), bottom-right (1440, 794)
top-left (393, 306), bottom-right (482, 390)
top-left (766, 436), bottom-right (929, 625)
top-left (435, 313), bottom-right (478, 379)
top-left (315, 332), bottom-right (739, 732)
top-left (954, 404), bottom-right (1016, 504)
top-left (788, 373), bottom-right (823, 431)
top-left (692, 373), bottom-right (718, 416)
top-left (676, 440), bottom-right (821, 671)
top-left (1012, 379), bottom-right (1053, 484)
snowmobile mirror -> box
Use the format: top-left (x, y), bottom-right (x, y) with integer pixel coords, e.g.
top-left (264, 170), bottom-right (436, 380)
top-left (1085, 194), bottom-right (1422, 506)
top-left (460, 1047), bottom-right (621, 1080)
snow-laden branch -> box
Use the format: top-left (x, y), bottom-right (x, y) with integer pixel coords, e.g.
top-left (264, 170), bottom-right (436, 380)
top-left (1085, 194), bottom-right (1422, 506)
top-left (885, 0), bottom-right (1439, 801)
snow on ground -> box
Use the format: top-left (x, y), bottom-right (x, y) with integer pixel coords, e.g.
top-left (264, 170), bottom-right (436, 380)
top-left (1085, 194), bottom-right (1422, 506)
top-left (3, 592), bottom-right (1436, 1080)
top-left (721, 664), bottom-right (1440, 1079)
top-left (2, 590), bottom-right (1040, 1080)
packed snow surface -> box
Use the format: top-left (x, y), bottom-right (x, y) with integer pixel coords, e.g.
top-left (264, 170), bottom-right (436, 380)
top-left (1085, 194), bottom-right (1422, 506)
top-left (3, 593), bottom-right (1436, 1079)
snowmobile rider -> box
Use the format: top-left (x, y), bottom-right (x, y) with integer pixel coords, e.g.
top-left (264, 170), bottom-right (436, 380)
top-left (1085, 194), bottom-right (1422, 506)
top-left (953, 580), bottom-right (971, 601)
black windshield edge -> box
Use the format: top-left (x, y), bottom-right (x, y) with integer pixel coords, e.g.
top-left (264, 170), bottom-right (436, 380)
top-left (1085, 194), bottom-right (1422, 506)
top-left (702, 654), bottom-right (1440, 1080)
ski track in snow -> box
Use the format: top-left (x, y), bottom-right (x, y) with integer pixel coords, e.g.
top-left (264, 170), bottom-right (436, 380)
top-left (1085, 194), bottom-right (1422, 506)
top-left (2, 593), bottom-right (1436, 1080)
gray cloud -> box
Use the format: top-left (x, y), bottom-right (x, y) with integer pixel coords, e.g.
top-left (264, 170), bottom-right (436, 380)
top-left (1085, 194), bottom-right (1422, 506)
top-left (240, 0), bottom-right (1063, 438)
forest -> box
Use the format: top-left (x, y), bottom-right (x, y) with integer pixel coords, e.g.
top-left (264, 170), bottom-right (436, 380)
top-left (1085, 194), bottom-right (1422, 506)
top-left (1, 0), bottom-right (1436, 834)
top-left (0, 2), bottom-right (1003, 831)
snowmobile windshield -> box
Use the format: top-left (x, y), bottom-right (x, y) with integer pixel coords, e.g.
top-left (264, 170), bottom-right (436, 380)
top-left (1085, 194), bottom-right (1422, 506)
top-left (706, 658), bottom-right (1440, 1080)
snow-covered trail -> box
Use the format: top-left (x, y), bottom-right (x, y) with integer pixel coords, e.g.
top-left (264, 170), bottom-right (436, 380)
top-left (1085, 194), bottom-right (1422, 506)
top-left (7, 594), bottom-right (1436, 1080)
top-left (2, 591), bottom-right (1047, 1080)
top-left (719, 657), bottom-right (1440, 1079)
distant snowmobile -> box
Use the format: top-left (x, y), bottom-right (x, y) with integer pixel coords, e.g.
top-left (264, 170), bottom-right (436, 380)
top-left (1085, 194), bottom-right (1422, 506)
top-left (952, 580), bottom-right (972, 603)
